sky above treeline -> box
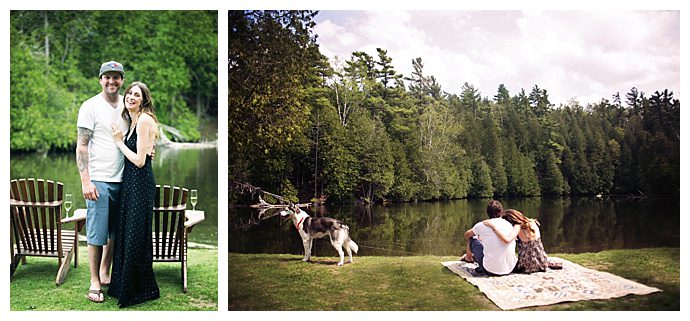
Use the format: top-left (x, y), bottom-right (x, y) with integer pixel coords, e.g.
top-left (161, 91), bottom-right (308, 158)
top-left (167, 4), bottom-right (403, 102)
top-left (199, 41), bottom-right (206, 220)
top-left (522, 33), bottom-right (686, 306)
top-left (313, 10), bottom-right (680, 107)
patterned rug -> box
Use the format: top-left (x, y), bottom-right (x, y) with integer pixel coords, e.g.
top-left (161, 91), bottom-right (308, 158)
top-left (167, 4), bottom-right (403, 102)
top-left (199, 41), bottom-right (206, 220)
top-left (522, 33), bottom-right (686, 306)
top-left (442, 257), bottom-right (661, 310)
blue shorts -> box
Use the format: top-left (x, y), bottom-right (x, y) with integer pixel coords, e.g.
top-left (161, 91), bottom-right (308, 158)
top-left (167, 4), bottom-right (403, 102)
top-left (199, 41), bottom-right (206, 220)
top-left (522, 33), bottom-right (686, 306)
top-left (86, 181), bottom-right (121, 246)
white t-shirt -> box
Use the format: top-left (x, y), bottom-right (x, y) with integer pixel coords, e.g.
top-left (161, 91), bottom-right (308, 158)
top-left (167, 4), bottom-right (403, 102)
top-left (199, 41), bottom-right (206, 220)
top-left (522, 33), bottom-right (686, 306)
top-left (472, 218), bottom-right (517, 275)
top-left (77, 93), bottom-right (128, 182)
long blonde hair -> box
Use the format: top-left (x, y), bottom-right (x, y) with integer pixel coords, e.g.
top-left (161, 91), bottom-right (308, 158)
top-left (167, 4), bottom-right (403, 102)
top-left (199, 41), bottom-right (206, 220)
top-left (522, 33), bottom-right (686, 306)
top-left (121, 81), bottom-right (159, 140)
top-left (502, 209), bottom-right (539, 235)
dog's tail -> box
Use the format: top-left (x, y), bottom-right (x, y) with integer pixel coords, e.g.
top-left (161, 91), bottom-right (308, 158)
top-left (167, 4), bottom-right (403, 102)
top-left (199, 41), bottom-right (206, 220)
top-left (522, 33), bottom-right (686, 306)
top-left (340, 223), bottom-right (359, 254)
top-left (348, 239), bottom-right (359, 254)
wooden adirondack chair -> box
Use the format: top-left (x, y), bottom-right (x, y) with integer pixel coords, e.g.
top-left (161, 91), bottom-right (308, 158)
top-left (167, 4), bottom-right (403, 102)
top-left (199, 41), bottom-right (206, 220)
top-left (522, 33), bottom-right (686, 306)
top-left (153, 185), bottom-right (203, 293)
top-left (9, 178), bottom-right (84, 285)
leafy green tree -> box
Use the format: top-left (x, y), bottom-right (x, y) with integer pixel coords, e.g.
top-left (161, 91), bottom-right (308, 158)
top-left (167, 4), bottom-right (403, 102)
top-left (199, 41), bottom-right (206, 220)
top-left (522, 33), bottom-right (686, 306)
top-left (416, 100), bottom-right (468, 199)
top-left (229, 10), bottom-right (320, 189)
top-left (319, 107), bottom-right (360, 203)
top-left (349, 113), bottom-right (395, 203)
top-left (11, 11), bottom-right (215, 152)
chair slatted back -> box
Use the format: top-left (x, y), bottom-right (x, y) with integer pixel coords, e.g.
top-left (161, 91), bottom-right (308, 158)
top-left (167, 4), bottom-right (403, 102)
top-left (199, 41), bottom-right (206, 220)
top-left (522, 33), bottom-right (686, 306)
top-left (153, 185), bottom-right (188, 261)
top-left (10, 178), bottom-right (64, 256)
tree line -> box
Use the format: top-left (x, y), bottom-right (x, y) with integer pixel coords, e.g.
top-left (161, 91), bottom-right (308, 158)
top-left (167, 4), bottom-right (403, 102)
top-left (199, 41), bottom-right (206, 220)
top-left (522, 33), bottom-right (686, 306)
top-left (10, 10), bottom-right (218, 152)
top-left (229, 10), bottom-right (679, 203)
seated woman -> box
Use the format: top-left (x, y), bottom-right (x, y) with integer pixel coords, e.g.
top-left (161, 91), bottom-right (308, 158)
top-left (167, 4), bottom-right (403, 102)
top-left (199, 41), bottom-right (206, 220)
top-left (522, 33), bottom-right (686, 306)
top-left (483, 209), bottom-right (561, 273)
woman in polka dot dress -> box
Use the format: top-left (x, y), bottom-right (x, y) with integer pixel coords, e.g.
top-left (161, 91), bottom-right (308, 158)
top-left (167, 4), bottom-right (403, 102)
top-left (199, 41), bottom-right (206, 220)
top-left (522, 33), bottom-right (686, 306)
top-left (109, 82), bottom-right (160, 308)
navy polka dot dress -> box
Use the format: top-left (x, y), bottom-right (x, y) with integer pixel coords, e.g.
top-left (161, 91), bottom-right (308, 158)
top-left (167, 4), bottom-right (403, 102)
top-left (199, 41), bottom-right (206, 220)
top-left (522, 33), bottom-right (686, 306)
top-left (108, 125), bottom-right (160, 308)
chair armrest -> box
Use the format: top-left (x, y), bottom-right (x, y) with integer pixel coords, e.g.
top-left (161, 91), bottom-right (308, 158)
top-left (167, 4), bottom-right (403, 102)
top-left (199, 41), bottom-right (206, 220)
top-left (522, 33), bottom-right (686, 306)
top-left (185, 210), bottom-right (205, 228)
top-left (62, 209), bottom-right (87, 224)
top-left (154, 204), bottom-right (188, 212)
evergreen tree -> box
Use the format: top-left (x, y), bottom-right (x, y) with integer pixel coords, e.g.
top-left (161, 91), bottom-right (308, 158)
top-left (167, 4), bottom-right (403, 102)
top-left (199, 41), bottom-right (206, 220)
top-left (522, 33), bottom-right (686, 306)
top-left (469, 156), bottom-right (493, 198)
top-left (538, 149), bottom-right (565, 195)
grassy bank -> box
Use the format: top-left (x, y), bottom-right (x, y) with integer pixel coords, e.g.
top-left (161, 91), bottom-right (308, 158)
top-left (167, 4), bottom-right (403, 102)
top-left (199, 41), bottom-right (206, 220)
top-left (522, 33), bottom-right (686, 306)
top-left (10, 245), bottom-right (218, 311)
top-left (229, 247), bottom-right (679, 311)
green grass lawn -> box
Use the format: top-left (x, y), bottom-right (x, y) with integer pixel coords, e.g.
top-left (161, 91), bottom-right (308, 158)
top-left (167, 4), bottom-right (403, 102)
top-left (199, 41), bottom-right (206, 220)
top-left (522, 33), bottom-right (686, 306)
top-left (228, 247), bottom-right (679, 311)
top-left (10, 245), bottom-right (218, 311)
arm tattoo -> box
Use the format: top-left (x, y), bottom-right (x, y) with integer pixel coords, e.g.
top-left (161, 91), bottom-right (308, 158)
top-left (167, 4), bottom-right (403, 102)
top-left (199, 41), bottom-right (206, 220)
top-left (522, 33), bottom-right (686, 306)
top-left (77, 127), bottom-right (93, 146)
top-left (77, 127), bottom-right (93, 173)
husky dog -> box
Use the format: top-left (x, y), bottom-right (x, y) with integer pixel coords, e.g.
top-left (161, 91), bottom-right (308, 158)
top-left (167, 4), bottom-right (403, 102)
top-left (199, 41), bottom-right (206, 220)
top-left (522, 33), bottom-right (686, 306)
top-left (280, 204), bottom-right (359, 266)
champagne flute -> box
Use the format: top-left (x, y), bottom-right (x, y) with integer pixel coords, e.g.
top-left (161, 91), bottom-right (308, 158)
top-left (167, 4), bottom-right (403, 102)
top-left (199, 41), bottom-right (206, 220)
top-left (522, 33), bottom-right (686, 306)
top-left (64, 193), bottom-right (73, 218)
top-left (190, 189), bottom-right (198, 211)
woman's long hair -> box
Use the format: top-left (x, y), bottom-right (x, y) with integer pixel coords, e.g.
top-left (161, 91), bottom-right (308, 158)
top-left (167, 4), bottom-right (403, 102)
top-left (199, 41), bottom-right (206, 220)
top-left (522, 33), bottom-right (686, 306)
top-left (121, 81), bottom-right (159, 140)
top-left (502, 209), bottom-right (539, 235)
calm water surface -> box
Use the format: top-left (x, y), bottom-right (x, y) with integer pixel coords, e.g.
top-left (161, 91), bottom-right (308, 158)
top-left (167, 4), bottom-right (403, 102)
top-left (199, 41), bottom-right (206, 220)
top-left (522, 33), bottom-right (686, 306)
top-left (229, 197), bottom-right (679, 256)
top-left (11, 146), bottom-right (218, 245)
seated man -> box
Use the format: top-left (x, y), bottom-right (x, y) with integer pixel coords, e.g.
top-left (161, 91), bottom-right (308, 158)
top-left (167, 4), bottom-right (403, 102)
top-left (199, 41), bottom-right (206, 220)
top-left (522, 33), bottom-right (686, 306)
top-left (462, 200), bottom-right (517, 276)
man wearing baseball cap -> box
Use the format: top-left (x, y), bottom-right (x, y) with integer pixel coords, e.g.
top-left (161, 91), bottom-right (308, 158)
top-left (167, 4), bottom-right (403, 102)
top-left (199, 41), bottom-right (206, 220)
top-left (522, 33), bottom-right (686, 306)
top-left (76, 60), bottom-right (127, 303)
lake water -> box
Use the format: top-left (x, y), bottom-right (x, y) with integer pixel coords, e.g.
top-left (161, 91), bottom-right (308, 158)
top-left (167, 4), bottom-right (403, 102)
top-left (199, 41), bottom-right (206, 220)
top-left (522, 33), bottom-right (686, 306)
top-left (229, 196), bottom-right (679, 256)
top-left (10, 145), bottom-right (218, 246)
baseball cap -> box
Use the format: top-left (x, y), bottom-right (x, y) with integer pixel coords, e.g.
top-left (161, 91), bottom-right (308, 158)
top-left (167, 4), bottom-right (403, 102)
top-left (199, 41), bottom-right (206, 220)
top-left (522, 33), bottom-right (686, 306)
top-left (99, 61), bottom-right (125, 77)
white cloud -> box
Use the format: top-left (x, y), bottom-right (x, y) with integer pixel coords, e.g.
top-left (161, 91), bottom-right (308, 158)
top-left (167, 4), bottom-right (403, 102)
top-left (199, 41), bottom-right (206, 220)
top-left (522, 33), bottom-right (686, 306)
top-left (313, 10), bottom-right (680, 106)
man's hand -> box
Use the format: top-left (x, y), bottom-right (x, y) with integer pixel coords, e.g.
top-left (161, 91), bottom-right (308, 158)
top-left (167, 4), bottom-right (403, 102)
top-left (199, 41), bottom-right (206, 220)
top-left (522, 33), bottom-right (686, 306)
top-left (82, 181), bottom-right (99, 201)
top-left (149, 145), bottom-right (155, 160)
top-left (465, 248), bottom-right (474, 262)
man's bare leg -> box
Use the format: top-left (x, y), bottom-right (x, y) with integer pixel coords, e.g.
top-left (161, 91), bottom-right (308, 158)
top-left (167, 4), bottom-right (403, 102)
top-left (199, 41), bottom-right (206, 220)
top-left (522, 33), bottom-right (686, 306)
top-left (87, 244), bottom-right (104, 302)
top-left (99, 238), bottom-right (114, 285)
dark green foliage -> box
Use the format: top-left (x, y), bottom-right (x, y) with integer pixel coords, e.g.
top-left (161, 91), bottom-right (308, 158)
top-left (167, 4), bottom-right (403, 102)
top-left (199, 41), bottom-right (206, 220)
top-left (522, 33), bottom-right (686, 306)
top-left (504, 141), bottom-right (541, 196)
top-left (538, 149), bottom-right (565, 195)
top-left (10, 11), bottom-right (217, 151)
top-left (468, 156), bottom-right (493, 198)
top-left (229, 11), bottom-right (679, 203)
top-left (229, 10), bottom-right (322, 192)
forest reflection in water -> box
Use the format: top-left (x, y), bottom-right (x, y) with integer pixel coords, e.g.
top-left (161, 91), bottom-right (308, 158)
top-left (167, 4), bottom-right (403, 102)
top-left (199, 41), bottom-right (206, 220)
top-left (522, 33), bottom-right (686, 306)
top-left (229, 196), bottom-right (679, 256)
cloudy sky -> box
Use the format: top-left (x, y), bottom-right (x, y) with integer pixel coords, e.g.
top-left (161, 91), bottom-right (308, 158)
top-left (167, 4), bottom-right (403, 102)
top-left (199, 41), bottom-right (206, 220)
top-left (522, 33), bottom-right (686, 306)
top-left (313, 10), bottom-right (680, 106)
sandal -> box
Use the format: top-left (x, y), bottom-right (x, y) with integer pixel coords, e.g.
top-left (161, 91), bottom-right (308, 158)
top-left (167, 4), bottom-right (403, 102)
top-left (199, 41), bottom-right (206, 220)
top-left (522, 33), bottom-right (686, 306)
top-left (459, 253), bottom-right (474, 263)
top-left (86, 289), bottom-right (105, 303)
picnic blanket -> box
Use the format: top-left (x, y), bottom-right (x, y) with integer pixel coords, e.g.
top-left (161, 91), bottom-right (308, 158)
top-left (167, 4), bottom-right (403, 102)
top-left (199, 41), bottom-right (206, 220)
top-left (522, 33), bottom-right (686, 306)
top-left (442, 256), bottom-right (661, 310)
